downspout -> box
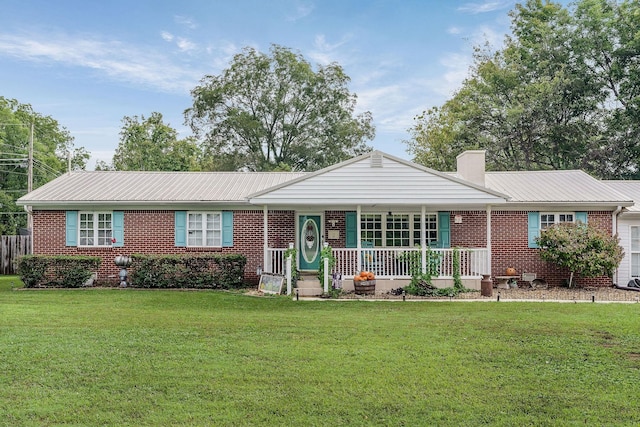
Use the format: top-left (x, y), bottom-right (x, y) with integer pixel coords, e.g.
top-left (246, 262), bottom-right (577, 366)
top-left (23, 205), bottom-right (33, 254)
top-left (612, 205), bottom-right (622, 285)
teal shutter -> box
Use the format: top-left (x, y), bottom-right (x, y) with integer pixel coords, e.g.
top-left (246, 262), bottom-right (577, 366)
top-left (112, 211), bottom-right (124, 247)
top-left (175, 211), bottom-right (187, 247)
top-left (576, 212), bottom-right (588, 224)
top-left (437, 212), bottom-right (450, 248)
top-left (65, 211), bottom-right (78, 246)
top-left (345, 212), bottom-right (357, 248)
top-left (528, 212), bottom-right (540, 248)
top-left (222, 211), bottom-right (233, 247)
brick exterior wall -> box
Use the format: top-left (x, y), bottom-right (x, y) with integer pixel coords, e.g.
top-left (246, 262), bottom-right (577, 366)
top-left (451, 211), bottom-right (487, 248)
top-left (33, 209), bottom-right (296, 285)
top-left (325, 211), bottom-right (347, 248)
top-left (490, 211), bottom-right (614, 287)
top-left (33, 209), bottom-right (616, 288)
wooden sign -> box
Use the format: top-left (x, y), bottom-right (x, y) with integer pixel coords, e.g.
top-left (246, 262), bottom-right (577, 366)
top-left (258, 273), bottom-right (285, 294)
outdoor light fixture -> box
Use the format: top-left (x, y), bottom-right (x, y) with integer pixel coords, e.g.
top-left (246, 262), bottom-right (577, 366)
top-left (256, 265), bottom-right (262, 276)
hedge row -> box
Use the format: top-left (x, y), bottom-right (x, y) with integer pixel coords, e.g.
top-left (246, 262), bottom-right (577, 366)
top-left (16, 253), bottom-right (248, 289)
top-left (129, 253), bottom-right (247, 289)
top-left (17, 255), bottom-right (101, 288)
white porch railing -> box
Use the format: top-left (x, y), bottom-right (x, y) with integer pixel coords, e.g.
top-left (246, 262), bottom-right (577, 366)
top-left (265, 248), bottom-right (287, 275)
top-left (265, 247), bottom-right (489, 279)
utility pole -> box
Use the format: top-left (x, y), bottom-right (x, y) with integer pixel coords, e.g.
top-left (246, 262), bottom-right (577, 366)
top-left (27, 122), bottom-right (34, 253)
top-left (28, 122), bottom-right (33, 193)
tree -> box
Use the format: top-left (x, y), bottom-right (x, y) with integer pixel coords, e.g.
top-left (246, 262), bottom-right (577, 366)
top-left (536, 222), bottom-right (623, 287)
top-left (0, 97), bottom-right (88, 233)
top-left (185, 44), bottom-right (375, 172)
top-left (112, 112), bottom-right (199, 171)
top-left (406, 0), bottom-right (640, 178)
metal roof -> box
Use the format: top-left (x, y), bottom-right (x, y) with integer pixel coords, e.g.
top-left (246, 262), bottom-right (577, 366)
top-left (485, 170), bottom-right (633, 205)
top-left (17, 171), bottom-right (306, 206)
top-left (603, 181), bottom-right (640, 213)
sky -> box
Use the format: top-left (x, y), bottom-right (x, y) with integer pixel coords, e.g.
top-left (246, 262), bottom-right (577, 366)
top-left (0, 0), bottom-right (523, 170)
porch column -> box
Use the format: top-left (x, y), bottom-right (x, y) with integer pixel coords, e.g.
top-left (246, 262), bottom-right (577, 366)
top-left (263, 205), bottom-right (269, 273)
top-left (421, 206), bottom-right (427, 274)
top-left (357, 205), bottom-right (362, 272)
top-left (486, 205), bottom-right (492, 276)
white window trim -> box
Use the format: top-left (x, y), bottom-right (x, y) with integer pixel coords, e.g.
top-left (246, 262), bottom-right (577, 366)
top-left (78, 211), bottom-right (113, 247)
top-left (360, 212), bottom-right (438, 248)
top-left (540, 212), bottom-right (575, 229)
top-left (187, 211), bottom-right (222, 247)
top-left (631, 226), bottom-right (640, 278)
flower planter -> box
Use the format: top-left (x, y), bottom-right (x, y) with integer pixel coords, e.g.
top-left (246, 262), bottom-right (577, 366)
top-left (354, 280), bottom-right (376, 295)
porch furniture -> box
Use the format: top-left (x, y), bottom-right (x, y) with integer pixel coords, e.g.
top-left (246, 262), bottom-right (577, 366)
top-left (494, 275), bottom-right (520, 289)
top-left (361, 241), bottom-right (377, 274)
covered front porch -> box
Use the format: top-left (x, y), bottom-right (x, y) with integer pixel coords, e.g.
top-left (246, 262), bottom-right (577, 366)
top-left (266, 245), bottom-right (490, 292)
top-left (246, 151), bottom-right (509, 294)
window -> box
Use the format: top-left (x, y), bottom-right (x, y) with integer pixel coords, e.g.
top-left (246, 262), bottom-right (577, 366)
top-left (79, 212), bottom-right (112, 246)
top-left (187, 212), bottom-right (222, 247)
top-left (413, 214), bottom-right (438, 246)
top-left (386, 214), bottom-right (410, 247)
top-left (540, 213), bottom-right (574, 229)
top-left (360, 212), bottom-right (438, 247)
top-left (631, 226), bottom-right (640, 277)
top-left (361, 214), bottom-right (382, 247)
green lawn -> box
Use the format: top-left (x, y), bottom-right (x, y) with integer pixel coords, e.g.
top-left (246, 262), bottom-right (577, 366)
top-left (1, 276), bottom-right (639, 426)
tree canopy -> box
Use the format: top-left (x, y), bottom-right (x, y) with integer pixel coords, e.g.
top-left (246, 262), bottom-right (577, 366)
top-left (185, 44), bottom-right (375, 172)
top-left (406, 0), bottom-right (640, 179)
top-left (0, 97), bottom-right (88, 233)
top-left (109, 112), bottom-right (199, 171)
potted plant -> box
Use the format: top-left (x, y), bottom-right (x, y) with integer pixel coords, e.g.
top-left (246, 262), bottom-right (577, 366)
top-left (353, 271), bottom-right (376, 294)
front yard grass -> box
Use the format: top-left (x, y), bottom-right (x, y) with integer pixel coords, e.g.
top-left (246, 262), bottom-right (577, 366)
top-left (1, 275), bottom-right (639, 426)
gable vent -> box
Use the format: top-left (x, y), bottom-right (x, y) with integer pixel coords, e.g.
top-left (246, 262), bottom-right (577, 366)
top-left (370, 152), bottom-right (383, 168)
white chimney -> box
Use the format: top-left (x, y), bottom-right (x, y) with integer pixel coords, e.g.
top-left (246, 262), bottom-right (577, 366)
top-left (456, 150), bottom-right (486, 187)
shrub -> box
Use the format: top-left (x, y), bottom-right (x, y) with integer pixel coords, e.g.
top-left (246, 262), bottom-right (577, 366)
top-left (536, 222), bottom-right (623, 287)
top-left (129, 253), bottom-right (246, 289)
top-left (17, 255), bottom-right (101, 288)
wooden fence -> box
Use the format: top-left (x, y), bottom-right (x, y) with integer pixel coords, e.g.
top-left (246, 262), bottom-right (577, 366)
top-left (0, 235), bottom-right (31, 275)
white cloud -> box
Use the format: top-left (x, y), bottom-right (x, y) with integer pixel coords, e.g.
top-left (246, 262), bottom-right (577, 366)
top-left (437, 52), bottom-right (473, 94)
top-left (0, 32), bottom-right (203, 93)
top-left (308, 34), bottom-right (352, 66)
top-left (174, 15), bottom-right (198, 29)
top-left (287, 2), bottom-right (314, 21)
top-left (471, 25), bottom-right (504, 49)
top-left (447, 26), bottom-right (462, 35)
top-left (161, 31), bottom-right (174, 42)
top-left (176, 37), bottom-right (197, 52)
top-left (458, 1), bottom-right (513, 14)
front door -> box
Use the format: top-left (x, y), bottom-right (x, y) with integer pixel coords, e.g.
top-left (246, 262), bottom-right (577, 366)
top-left (298, 215), bottom-right (321, 270)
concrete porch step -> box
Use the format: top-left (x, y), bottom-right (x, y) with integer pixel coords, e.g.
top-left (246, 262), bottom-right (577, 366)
top-left (296, 275), bottom-right (323, 296)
